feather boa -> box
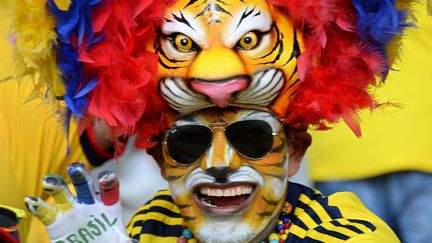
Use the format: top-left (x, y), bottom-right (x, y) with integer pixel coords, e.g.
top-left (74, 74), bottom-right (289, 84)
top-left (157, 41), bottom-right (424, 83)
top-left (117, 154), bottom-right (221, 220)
top-left (47, 0), bottom-right (101, 118)
top-left (10, 0), bottom-right (424, 149)
top-left (80, 0), bottom-right (174, 149)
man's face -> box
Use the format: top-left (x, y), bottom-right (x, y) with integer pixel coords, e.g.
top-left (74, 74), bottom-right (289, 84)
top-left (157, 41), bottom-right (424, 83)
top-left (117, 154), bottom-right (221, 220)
top-left (157, 0), bottom-right (302, 115)
top-left (161, 108), bottom-right (290, 242)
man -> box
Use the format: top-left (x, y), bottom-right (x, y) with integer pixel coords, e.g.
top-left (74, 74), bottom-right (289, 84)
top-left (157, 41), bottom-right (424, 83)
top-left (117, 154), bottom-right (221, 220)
top-left (25, 108), bottom-right (399, 242)
top-left (10, 0), bottom-right (419, 242)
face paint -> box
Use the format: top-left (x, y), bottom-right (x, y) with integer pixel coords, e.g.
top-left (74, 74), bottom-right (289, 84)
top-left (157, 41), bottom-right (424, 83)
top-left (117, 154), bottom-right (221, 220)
top-left (162, 108), bottom-right (290, 242)
top-left (157, 0), bottom-right (302, 114)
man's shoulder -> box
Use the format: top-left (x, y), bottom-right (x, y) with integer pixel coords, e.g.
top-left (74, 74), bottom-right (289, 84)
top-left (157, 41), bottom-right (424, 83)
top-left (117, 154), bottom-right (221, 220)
top-left (287, 183), bottom-right (400, 242)
top-left (126, 189), bottom-right (184, 241)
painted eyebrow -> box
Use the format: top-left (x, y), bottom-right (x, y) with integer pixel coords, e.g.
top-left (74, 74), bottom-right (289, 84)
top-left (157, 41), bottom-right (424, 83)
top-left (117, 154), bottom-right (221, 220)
top-left (235, 6), bottom-right (261, 30)
top-left (171, 12), bottom-right (196, 31)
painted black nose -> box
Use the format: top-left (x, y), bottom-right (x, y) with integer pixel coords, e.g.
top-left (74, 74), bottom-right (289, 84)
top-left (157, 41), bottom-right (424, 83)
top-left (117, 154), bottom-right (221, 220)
top-left (205, 167), bottom-right (234, 183)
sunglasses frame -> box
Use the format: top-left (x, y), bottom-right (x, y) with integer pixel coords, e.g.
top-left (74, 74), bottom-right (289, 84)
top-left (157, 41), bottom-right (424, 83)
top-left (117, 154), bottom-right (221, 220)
top-left (163, 119), bottom-right (281, 165)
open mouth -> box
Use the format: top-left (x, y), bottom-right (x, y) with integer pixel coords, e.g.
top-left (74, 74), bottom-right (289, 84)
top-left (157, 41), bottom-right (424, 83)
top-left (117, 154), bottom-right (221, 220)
top-left (193, 183), bottom-right (257, 216)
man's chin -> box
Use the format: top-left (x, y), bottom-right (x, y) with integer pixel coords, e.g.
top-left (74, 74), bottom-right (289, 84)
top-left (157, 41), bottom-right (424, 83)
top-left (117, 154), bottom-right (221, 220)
top-left (195, 219), bottom-right (255, 243)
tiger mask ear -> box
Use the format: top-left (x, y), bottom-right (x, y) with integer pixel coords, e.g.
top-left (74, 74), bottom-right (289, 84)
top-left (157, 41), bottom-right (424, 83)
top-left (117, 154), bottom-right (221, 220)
top-left (285, 126), bottom-right (312, 177)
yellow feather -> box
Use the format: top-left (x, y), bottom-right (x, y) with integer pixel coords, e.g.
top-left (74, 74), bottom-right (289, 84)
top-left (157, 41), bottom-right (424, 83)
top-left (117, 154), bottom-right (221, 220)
top-left (11, 0), bottom-right (65, 103)
top-left (53, 0), bottom-right (72, 11)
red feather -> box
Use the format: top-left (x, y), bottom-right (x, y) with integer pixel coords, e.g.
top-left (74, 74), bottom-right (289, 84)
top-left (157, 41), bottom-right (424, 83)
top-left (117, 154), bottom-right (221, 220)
top-left (79, 0), bottom-right (174, 149)
top-left (272, 0), bottom-right (387, 135)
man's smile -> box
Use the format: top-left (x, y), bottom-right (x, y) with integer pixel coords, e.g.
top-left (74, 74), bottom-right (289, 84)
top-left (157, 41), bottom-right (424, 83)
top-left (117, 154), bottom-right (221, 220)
top-left (193, 182), bottom-right (257, 216)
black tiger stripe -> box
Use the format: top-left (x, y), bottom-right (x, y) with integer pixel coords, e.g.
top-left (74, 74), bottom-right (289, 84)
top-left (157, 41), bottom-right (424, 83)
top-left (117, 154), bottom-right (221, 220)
top-left (161, 92), bottom-right (184, 109)
top-left (256, 210), bottom-right (275, 217)
top-left (272, 139), bottom-right (286, 153)
top-left (176, 203), bottom-right (191, 209)
top-left (159, 58), bottom-right (182, 69)
top-left (171, 78), bottom-right (200, 97)
top-left (166, 175), bottom-right (183, 181)
top-left (283, 29), bottom-right (301, 66)
top-left (195, 3), bottom-right (232, 19)
top-left (258, 70), bottom-right (282, 95)
top-left (162, 82), bottom-right (194, 104)
top-left (236, 7), bottom-right (256, 29)
top-left (286, 66), bottom-right (297, 83)
top-left (261, 196), bottom-right (280, 206)
top-left (256, 33), bottom-right (284, 65)
top-left (254, 160), bottom-right (284, 168)
top-left (254, 24), bottom-right (280, 60)
top-left (238, 69), bottom-right (275, 100)
top-left (249, 69), bottom-right (269, 91)
top-left (158, 48), bottom-right (186, 63)
top-left (248, 74), bottom-right (284, 103)
top-left (172, 12), bottom-right (195, 30)
top-left (261, 172), bottom-right (286, 181)
top-left (216, 0), bottom-right (230, 5)
top-left (286, 78), bottom-right (300, 92)
top-left (184, 0), bottom-right (198, 9)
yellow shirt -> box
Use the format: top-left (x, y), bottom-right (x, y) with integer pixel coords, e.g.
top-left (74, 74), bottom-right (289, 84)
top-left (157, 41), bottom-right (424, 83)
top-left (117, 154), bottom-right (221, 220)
top-left (307, 8), bottom-right (432, 182)
top-left (0, 8), bottom-right (91, 242)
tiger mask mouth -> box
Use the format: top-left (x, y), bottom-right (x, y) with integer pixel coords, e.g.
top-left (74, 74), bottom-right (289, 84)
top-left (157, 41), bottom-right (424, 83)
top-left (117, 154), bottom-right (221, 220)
top-left (193, 182), bottom-right (257, 216)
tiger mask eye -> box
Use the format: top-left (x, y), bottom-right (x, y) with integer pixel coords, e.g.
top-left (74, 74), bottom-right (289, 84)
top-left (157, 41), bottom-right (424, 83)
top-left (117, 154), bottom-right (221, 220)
top-left (170, 33), bottom-right (198, 52)
top-left (237, 31), bottom-right (260, 50)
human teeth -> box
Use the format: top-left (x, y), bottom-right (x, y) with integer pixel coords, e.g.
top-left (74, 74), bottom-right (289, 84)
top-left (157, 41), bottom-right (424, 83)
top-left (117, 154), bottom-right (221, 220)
top-left (198, 185), bottom-right (253, 197)
top-left (245, 187), bottom-right (252, 194)
top-left (236, 187), bottom-right (242, 195)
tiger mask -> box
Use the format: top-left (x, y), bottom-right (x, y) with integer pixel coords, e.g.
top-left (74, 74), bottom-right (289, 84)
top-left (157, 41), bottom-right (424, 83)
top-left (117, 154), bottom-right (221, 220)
top-left (154, 108), bottom-right (311, 242)
top-left (157, 0), bottom-right (302, 115)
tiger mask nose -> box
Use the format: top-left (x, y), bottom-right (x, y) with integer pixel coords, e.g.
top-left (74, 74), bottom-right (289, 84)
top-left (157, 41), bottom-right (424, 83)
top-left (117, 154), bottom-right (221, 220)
top-left (190, 76), bottom-right (249, 108)
top-left (188, 46), bottom-right (250, 107)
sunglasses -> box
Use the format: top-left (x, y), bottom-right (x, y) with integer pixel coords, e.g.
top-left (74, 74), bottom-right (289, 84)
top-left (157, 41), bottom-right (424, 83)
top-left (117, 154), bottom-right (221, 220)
top-left (164, 119), bottom-right (280, 165)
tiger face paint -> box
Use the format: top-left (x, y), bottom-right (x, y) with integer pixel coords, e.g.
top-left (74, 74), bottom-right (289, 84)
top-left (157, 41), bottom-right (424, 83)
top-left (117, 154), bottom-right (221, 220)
top-left (162, 108), bottom-right (290, 242)
top-left (157, 0), bottom-right (302, 115)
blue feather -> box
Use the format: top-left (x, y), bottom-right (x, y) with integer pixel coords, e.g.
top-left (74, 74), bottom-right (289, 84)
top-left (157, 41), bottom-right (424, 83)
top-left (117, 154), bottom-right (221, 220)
top-left (352, 0), bottom-right (412, 77)
top-left (352, 0), bottom-right (410, 46)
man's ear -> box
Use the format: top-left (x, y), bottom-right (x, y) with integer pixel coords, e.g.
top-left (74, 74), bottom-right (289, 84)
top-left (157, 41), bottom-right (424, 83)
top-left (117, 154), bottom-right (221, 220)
top-left (147, 143), bottom-right (168, 180)
top-left (285, 126), bottom-right (312, 177)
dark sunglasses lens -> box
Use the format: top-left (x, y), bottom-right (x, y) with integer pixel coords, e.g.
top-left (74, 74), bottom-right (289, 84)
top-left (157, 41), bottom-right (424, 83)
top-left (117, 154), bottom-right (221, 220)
top-left (226, 120), bottom-right (273, 159)
top-left (167, 125), bottom-right (212, 165)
